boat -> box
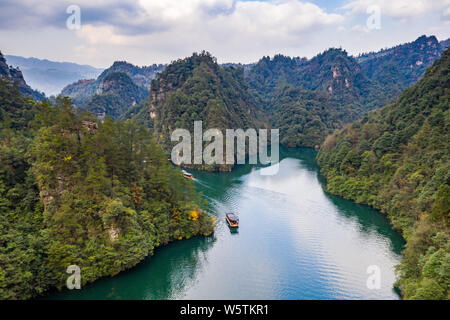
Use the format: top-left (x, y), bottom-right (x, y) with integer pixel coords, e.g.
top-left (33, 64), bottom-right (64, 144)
top-left (182, 170), bottom-right (193, 179)
top-left (226, 213), bottom-right (239, 228)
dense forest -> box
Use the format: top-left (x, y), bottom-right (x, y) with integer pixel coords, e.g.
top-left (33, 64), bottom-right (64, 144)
top-left (0, 78), bottom-right (213, 299)
top-left (317, 48), bottom-right (450, 299)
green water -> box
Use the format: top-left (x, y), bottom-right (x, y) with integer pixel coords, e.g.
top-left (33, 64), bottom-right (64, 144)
top-left (47, 148), bottom-right (405, 300)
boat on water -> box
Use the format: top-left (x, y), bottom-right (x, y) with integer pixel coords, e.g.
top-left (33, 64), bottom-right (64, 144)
top-left (182, 170), bottom-right (193, 179)
top-left (226, 213), bottom-right (239, 228)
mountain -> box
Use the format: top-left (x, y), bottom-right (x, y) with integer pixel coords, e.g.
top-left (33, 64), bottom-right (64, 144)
top-left (246, 35), bottom-right (446, 148)
top-left (97, 61), bottom-right (165, 88)
top-left (147, 51), bottom-right (264, 171)
top-left (317, 48), bottom-right (450, 300)
top-left (246, 49), bottom-right (382, 148)
top-left (4, 54), bottom-right (103, 96)
top-left (0, 51), bottom-right (45, 100)
top-left (358, 35), bottom-right (445, 98)
top-left (61, 61), bottom-right (165, 105)
top-left (81, 72), bottom-right (148, 120)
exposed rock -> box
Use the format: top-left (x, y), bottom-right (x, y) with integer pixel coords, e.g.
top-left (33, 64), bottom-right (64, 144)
top-left (39, 189), bottom-right (54, 210)
top-left (108, 224), bottom-right (120, 242)
top-left (81, 120), bottom-right (99, 133)
top-left (0, 50), bottom-right (45, 100)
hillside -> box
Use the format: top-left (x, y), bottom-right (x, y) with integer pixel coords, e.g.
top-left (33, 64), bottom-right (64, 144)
top-left (358, 35), bottom-right (445, 98)
top-left (317, 48), bottom-right (450, 299)
top-left (148, 51), bottom-right (264, 171)
top-left (246, 35), bottom-right (446, 148)
top-left (246, 49), bottom-right (382, 148)
top-left (0, 51), bottom-right (45, 100)
top-left (4, 55), bottom-right (103, 96)
top-left (60, 61), bottom-right (165, 106)
top-left (81, 72), bottom-right (148, 120)
top-left (0, 80), bottom-right (214, 299)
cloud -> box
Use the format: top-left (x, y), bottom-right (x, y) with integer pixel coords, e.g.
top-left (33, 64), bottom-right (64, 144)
top-left (67, 0), bottom-right (345, 52)
top-left (343, 0), bottom-right (450, 19)
top-left (76, 25), bottom-right (133, 45)
top-left (214, 1), bottom-right (343, 36)
top-left (0, 0), bottom-right (166, 34)
top-left (0, 0), bottom-right (343, 38)
top-left (0, 0), bottom-right (448, 67)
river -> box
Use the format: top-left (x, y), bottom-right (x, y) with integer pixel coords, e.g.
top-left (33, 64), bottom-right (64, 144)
top-left (46, 148), bottom-right (405, 300)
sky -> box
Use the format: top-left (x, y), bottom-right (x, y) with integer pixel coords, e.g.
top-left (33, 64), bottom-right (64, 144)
top-left (0, 0), bottom-right (449, 68)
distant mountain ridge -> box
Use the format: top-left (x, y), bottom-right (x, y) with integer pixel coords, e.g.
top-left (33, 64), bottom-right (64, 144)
top-left (60, 61), bottom-right (165, 119)
top-left (4, 54), bottom-right (103, 96)
top-left (61, 61), bottom-right (165, 105)
top-left (81, 71), bottom-right (148, 120)
top-left (440, 38), bottom-right (450, 48)
top-left (358, 35), bottom-right (445, 98)
top-left (0, 51), bottom-right (45, 100)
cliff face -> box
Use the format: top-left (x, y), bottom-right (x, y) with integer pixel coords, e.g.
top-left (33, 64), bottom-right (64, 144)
top-left (0, 51), bottom-right (45, 100)
top-left (81, 72), bottom-right (148, 120)
top-left (358, 35), bottom-right (445, 98)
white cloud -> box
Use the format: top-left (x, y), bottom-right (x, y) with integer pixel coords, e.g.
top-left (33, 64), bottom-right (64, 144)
top-left (77, 25), bottom-right (134, 45)
top-left (343, 0), bottom-right (450, 19)
top-left (0, 0), bottom-right (449, 67)
top-left (214, 1), bottom-right (343, 36)
top-left (72, 0), bottom-right (345, 60)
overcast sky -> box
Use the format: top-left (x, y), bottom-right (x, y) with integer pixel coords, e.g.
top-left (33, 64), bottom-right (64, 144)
top-left (1, 0), bottom-right (449, 68)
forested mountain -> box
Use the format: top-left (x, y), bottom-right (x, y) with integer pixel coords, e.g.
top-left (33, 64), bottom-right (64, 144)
top-left (317, 48), bottom-right (450, 300)
top-left (81, 72), bottom-right (148, 120)
top-left (0, 51), bottom-right (45, 100)
top-left (60, 61), bottom-right (165, 105)
top-left (4, 54), bottom-right (103, 96)
top-left (358, 35), bottom-right (445, 98)
top-left (97, 61), bottom-right (165, 88)
top-left (148, 51), bottom-right (264, 171)
top-left (0, 78), bottom-right (213, 299)
top-left (246, 49), bottom-right (382, 147)
top-left (246, 35), bottom-right (447, 148)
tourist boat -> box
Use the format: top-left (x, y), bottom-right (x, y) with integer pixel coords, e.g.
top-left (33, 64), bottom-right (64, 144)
top-left (226, 213), bottom-right (239, 228)
top-left (182, 170), bottom-right (193, 179)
